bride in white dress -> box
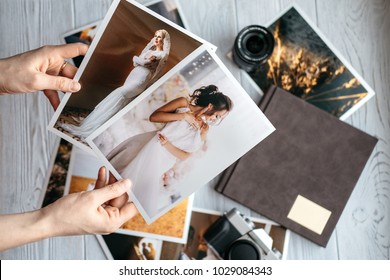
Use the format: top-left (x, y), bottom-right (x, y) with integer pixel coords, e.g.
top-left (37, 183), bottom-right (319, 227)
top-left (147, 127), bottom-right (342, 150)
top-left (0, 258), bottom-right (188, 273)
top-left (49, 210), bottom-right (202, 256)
top-left (61, 29), bottom-right (171, 139)
top-left (107, 85), bottom-right (233, 218)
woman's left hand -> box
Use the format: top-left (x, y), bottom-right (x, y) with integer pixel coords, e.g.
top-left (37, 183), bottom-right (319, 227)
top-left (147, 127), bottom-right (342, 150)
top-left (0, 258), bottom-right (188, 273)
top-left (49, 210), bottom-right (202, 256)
top-left (42, 166), bottom-right (137, 236)
top-left (158, 133), bottom-right (168, 146)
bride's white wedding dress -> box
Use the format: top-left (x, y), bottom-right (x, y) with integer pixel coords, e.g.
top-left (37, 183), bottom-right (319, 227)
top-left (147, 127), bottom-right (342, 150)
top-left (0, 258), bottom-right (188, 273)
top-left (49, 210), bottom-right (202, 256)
top-left (60, 50), bottom-right (164, 138)
top-left (107, 108), bottom-right (203, 217)
top-left (60, 32), bottom-right (171, 139)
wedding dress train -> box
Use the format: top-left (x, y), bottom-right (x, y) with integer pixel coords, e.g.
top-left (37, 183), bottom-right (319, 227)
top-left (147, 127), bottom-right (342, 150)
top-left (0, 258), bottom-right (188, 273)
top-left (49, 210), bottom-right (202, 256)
top-left (107, 108), bottom-right (203, 217)
top-left (60, 32), bottom-right (171, 139)
top-left (64, 68), bottom-right (155, 137)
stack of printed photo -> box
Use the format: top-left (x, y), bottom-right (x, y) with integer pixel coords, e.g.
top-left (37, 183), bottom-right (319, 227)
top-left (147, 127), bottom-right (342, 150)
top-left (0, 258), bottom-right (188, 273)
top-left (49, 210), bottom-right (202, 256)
top-left (97, 207), bottom-right (290, 260)
top-left (40, 141), bottom-right (290, 260)
top-left (45, 0), bottom-right (277, 256)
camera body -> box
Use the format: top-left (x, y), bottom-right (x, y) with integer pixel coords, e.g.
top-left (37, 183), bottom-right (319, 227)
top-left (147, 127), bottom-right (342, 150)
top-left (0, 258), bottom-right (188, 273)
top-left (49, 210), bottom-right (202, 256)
top-left (232, 25), bottom-right (274, 72)
top-left (203, 208), bottom-right (281, 260)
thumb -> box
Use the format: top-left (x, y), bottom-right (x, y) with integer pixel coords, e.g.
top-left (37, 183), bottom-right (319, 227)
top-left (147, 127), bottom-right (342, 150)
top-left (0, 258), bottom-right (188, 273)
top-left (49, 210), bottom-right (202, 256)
top-left (93, 179), bottom-right (132, 204)
top-left (37, 73), bottom-right (81, 92)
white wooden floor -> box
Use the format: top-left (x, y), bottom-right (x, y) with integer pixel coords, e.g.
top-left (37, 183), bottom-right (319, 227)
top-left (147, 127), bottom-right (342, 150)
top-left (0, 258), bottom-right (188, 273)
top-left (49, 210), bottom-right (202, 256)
top-left (0, 0), bottom-right (389, 260)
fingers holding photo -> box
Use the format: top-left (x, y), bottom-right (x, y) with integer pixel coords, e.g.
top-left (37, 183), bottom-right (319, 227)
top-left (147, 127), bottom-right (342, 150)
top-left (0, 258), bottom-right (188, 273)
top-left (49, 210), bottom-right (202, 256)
top-left (36, 43), bottom-right (88, 95)
top-left (0, 43), bottom-right (89, 110)
top-left (92, 179), bottom-right (138, 233)
top-left (93, 166), bottom-right (131, 209)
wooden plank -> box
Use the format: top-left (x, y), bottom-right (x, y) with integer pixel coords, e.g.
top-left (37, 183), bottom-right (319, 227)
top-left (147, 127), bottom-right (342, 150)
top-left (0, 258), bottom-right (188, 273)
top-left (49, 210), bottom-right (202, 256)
top-left (279, 0), bottom-right (317, 24)
top-left (73, 0), bottom-right (113, 28)
top-left (179, 0), bottom-right (240, 77)
top-left (316, 0), bottom-right (390, 260)
top-left (45, 237), bottom-right (85, 259)
top-left (0, 0), bottom-right (83, 260)
top-left (287, 231), bottom-right (340, 259)
top-left (85, 235), bottom-right (108, 259)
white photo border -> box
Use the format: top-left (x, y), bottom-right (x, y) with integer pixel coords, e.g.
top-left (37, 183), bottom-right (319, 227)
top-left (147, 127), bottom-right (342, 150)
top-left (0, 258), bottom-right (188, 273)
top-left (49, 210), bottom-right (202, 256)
top-left (95, 234), bottom-right (115, 260)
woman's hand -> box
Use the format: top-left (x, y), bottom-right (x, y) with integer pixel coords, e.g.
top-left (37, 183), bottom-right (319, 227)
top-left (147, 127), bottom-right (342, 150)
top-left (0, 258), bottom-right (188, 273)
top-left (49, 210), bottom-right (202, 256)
top-left (158, 133), bottom-right (169, 146)
top-left (93, 166), bottom-right (130, 209)
top-left (182, 112), bottom-right (199, 129)
top-left (0, 43), bottom-right (88, 110)
top-left (133, 55), bottom-right (141, 67)
top-left (0, 166), bottom-right (138, 252)
top-left (42, 166), bottom-right (137, 236)
top-left (157, 133), bottom-right (191, 160)
top-left (148, 55), bottom-right (157, 62)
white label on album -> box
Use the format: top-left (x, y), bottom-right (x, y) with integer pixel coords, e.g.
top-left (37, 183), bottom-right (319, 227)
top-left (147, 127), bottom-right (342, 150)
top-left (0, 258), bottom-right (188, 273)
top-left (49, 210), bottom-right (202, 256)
top-left (287, 195), bottom-right (331, 235)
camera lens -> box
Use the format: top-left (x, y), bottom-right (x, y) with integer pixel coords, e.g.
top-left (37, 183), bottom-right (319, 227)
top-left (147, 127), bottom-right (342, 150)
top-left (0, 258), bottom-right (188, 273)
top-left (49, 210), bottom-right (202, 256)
top-left (232, 25), bottom-right (274, 72)
top-left (227, 240), bottom-right (261, 260)
top-left (246, 35), bottom-right (264, 54)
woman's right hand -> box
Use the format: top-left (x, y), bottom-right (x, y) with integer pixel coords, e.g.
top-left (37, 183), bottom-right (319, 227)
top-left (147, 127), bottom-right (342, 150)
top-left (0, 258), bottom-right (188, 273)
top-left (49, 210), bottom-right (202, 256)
top-left (132, 56), bottom-right (141, 66)
top-left (182, 112), bottom-right (199, 129)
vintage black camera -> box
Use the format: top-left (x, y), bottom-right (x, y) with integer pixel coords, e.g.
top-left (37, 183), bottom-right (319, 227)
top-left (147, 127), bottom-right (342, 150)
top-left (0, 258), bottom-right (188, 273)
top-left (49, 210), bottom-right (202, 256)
top-left (203, 208), bottom-right (281, 260)
top-left (232, 25), bottom-right (274, 72)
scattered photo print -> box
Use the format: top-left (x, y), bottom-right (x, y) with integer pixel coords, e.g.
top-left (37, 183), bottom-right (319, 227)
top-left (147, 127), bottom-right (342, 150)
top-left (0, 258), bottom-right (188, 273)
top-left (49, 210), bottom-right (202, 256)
top-left (248, 7), bottom-right (374, 120)
top-left (98, 208), bottom-right (290, 260)
top-left (50, 0), bottom-right (205, 150)
top-left (88, 48), bottom-right (274, 223)
top-left (64, 148), bottom-right (102, 195)
top-left (63, 22), bottom-right (100, 67)
top-left (181, 208), bottom-right (288, 260)
top-left (62, 0), bottom-right (188, 67)
top-left (39, 139), bottom-right (73, 208)
top-left (98, 234), bottom-right (164, 260)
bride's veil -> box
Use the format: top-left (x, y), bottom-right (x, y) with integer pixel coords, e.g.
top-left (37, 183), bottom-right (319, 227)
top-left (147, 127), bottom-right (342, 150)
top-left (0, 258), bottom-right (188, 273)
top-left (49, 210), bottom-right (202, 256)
top-left (135, 29), bottom-right (170, 86)
top-left (149, 29), bottom-right (171, 84)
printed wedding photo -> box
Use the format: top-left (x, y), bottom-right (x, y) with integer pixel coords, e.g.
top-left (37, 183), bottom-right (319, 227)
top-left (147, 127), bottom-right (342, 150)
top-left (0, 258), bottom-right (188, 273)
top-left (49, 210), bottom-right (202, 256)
top-left (248, 6), bottom-right (375, 120)
top-left (88, 48), bottom-right (274, 223)
top-left (61, 0), bottom-right (189, 67)
top-left (49, 0), bottom-right (204, 150)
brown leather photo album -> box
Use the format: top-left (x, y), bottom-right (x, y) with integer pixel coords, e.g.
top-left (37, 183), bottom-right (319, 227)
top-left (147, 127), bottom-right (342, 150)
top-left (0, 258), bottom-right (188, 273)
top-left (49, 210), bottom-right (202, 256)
top-left (216, 85), bottom-right (378, 247)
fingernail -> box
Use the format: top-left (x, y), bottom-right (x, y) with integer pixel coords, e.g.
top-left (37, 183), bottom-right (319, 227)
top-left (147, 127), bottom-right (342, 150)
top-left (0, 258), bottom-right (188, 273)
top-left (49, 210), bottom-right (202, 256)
top-left (70, 81), bottom-right (81, 92)
top-left (122, 179), bottom-right (132, 190)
